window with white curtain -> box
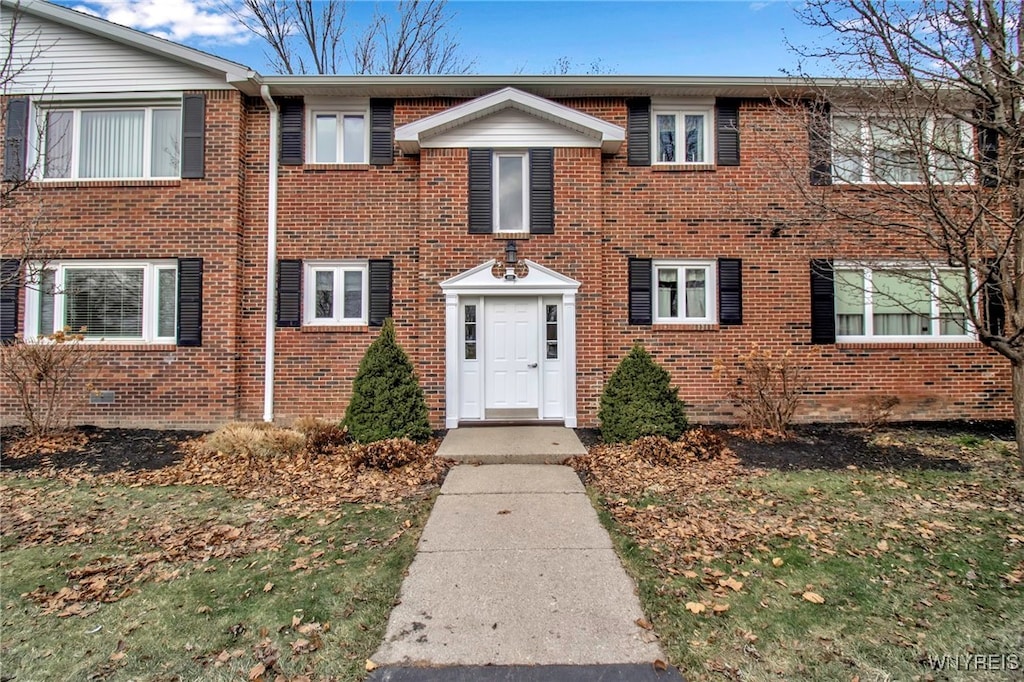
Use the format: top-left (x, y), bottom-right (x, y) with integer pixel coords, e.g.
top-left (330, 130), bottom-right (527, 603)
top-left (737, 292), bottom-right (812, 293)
top-left (653, 260), bottom-right (716, 324)
top-left (303, 262), bottom-right (368, 325)
top-left (40, 105), bottom-right (181, 180)
top-left (834, 265), bottom-right (973, 341)
top-left (24, 261), bottom-right (178, 342)
top-left (652, 105), bottom-right (714, 164)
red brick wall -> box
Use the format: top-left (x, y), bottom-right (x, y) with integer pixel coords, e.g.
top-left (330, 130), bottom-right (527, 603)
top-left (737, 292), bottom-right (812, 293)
top-left (0, 91), bottom-right (246, 429)
top-left (2, 91), bottom-right (1011, 429)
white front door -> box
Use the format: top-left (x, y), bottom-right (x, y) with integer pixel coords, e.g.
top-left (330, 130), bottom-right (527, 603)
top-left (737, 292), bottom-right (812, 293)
top-left (484, 297), bottom-right (539, 418)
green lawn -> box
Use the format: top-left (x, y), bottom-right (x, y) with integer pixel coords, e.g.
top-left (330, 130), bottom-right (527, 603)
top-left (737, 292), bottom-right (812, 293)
top-left (1, 476), bottom-right (432, 681)
top-left (583, 429), bottom-right (1024, 681)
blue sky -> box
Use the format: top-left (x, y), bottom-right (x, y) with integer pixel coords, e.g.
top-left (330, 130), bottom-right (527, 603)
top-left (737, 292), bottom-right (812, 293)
top-left (59, 1), bottom-right (819, 76)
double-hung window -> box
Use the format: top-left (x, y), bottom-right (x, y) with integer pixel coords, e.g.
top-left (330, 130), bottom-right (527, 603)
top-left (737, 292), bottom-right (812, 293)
top-left (653, 104), bottom-right (714, 165)
top-left (25, 261), bottom-right (178, 342)
top-left (309, 109), bottom-right (367, 164)
top-left (304, 262), bottom-right (368, 325)
top-left (653, 261), bottom-right (716, 324)
top-left (494, 151), bottom-right (528, 232)
top-left (834, 265), bottom-right (972, 341)
top-left (832, 115), bottom-right (970, 184)
top-left (41, 105), bottom-right (181, 180)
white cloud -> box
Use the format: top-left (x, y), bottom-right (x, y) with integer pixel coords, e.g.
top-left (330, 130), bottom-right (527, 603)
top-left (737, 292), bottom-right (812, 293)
top-left (749, 2), bottom-right (771, 11)
top-left (69, 0), bottom-right (252, 45)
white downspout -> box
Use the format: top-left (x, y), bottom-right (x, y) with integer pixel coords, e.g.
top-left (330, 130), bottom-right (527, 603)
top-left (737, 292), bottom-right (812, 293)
top-left (260, 85), bottom-right (279, 423)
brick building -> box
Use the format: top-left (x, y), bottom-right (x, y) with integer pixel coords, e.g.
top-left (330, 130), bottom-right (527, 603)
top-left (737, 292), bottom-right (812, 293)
top-left (0, 0), bottom-right (1011, 430)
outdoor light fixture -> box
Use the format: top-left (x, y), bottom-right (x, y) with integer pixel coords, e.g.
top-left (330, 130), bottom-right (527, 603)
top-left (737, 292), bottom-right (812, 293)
top-left (504, 239), bottom-right (518, 281)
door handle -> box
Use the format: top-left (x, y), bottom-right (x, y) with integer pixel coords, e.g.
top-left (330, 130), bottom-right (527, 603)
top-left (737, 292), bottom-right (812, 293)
top-left (527, 362), bottom-right (538, 368)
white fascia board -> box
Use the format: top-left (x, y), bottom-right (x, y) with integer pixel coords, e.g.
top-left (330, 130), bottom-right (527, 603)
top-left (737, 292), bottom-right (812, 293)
top-left (8, 0), bottom-right (258, 86)
top-left (396, 87), bottom-right (624, 154)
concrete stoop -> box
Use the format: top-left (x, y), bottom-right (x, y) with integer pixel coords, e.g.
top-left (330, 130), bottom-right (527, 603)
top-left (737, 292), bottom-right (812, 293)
top-left (434, 426), bottom-right (587, 464)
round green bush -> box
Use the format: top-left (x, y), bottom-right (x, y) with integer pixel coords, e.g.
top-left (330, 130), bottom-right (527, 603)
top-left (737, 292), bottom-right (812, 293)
top-left (344, 319), bottom-right (432, 443)
top-left (598, 344), bottom-right (688, 443)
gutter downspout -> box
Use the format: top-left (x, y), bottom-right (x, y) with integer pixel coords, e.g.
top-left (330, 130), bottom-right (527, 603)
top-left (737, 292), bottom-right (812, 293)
top-left (260, 85), bottom-right (278, 423)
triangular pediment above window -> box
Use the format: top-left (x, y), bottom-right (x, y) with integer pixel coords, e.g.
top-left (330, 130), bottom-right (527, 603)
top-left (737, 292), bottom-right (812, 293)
top-left (396, 87), bottom-right (624, 154)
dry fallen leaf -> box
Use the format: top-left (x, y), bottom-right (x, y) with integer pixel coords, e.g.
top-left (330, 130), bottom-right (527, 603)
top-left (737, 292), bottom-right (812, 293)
top-left (802, 591), bottom-right (825, 604)
top-left (685, 602), bottom-right (706, 614)
top-left (635, 617), bottom-right (653, 630)
top-left (365, 659), bottom-right (378, 672)
top-left (263, 582), bottom-right (274, 593)
top-left (719, 577), bottom-right (744, 592)
top-left (712, 603), bottom-right (730, 613)
top-left (877, 540), bottom-right (889, 552)
top-left (772, 557), bottom-right (784, 567)
top-left (653, 659), bottom-right (668, 671)
top-left (248, 662), bottom-right (265, 680)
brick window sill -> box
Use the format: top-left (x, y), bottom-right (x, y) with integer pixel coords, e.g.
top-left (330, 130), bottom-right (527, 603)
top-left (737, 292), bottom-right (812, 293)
top-left (651, 323), bottom-right (720, 332)
top-left (33, 179), bottom-right (182, 189)
top-left (89, 344), bottom-right (178, 352)
top-left (834, 341), bottom-right (982, 350)
top-left (301, 164), bottom-right (371, 172)
top-left (301, 325), bottom-right (369, 333)
top-left (651, 164), bottom-right (716, 173)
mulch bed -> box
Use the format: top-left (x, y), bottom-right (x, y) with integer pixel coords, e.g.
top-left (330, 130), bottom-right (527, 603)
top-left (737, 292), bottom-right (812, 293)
top-left (1, 426), bottom-right (202, 474)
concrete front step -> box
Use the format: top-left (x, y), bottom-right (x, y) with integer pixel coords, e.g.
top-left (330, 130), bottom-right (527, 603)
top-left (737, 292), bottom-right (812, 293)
top-left (368, 664), bottom-right (685, 681)
top-left (435, 426), bottom-right (587, 464)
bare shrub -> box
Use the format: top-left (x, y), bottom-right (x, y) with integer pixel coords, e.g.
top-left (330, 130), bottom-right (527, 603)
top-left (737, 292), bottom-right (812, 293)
top-left (347, 437), bottom-right (424, 471)
top-left (0, 330), bottom-right (95, 436)
top-left (202, 422), bottom-right (305, 459)
top-left (714, 346), bottom-right (805, 436)
top-left (293, 417), bottom-right (349, 454)
top-left (857, 394), bottom-right (901, 430)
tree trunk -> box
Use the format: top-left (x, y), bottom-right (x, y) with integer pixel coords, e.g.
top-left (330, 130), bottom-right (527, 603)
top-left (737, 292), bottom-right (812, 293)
top-left (1013, 362), bottom-right (1024, 465)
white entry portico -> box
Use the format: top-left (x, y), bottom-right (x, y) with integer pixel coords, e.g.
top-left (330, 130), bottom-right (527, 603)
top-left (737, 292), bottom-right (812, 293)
top-left (441, 260), bottom-right (580, 428)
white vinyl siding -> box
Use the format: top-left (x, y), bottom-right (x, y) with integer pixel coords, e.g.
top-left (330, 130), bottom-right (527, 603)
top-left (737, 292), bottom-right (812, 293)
top-left (424, 108), bottom-right (598, 149)
top-left (835, 266), bottom-right (973, 342)
top-left (24, 261), bottom-right (178, 343)
top-left (6, 13), bottom-right (233, 94)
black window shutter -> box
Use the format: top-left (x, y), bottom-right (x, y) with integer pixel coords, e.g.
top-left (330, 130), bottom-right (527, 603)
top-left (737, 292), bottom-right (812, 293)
top-left (180, 93), bottom-right (205, 179)
top-left (0, 259), bottom-right (20, 343)
top-left (369, 98), bottom-right (394, 166)
top-left (529, 148), bottom-right (554, 234)
top-left (716, 99), bottom-right (740, 167)
top-left (177, 258), bottom-right (203, 346)
top-left (368, 259), bottom-right (393, 327)
top-left (985, 263), bottom-right (1005, 336)
top-left (628, 258), bottom-right (653, 325)
top-left (810, 259), bottom-right (836, 344)
top-left (808, 101), bottom-right (833, 186)
top-left (277, 259), bottom-right (302, 327)
top-left (718, 258), bottom-right (742, 325)
top-left (468, 148), bottom-right (493, 233)
top-left (3, 97), bottom-right (29, 183)
top-left (279, 98), bottom-right (304, 166)
top-left (626, 98), bottom-right (651, 167)
top-left (978, 112), bottom-right (999, 188)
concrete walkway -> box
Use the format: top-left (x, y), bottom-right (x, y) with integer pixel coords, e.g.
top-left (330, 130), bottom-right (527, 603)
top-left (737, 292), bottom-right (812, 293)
top-left (370, 453), bottom-right (672, 672)
top-left (434, 426), bottom-right (587, 464)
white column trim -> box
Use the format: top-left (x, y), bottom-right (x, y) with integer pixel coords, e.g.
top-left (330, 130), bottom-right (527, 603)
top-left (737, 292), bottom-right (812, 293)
top-left (563, 292), bottom-right (578, 428)
top-left (444, 292), bottom-right (460, 428)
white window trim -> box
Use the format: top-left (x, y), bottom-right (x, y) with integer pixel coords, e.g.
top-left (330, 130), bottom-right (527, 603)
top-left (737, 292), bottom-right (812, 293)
top-left (652, 260), bottom-right (717, 325)
top-left (23, 260), bottom-right (178, 344)
top-left (306, 107), bottom-right (369, 164)
top-left (831, 113), bottom-right (972, 185)
top-left (303, 261), bottom-right (369, 326)
top-left (493, 150), bottom-right (529, 233)
top-left (34, 103), bottom-right (183, 181)
top-left (834, 263), bottom-right (976, 343)
top-left (651, 102), bottom-right (715, 166)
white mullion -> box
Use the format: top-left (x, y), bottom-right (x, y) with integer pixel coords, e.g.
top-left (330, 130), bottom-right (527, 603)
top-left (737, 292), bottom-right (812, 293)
top-left (142, 263), bottom-right (155, 341)
top-left (70, 110), bottom-right (82, 180)
top-left (141, 108), bottom-right (153, 179)
top-left (334, 268), bottom-right (345, 323)
top-left (863, 268), bottom-right (874, 337)
top-left (930, 272), bottom-right (941, 337)
top-left (336, 115), bottom-right (345, 163)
